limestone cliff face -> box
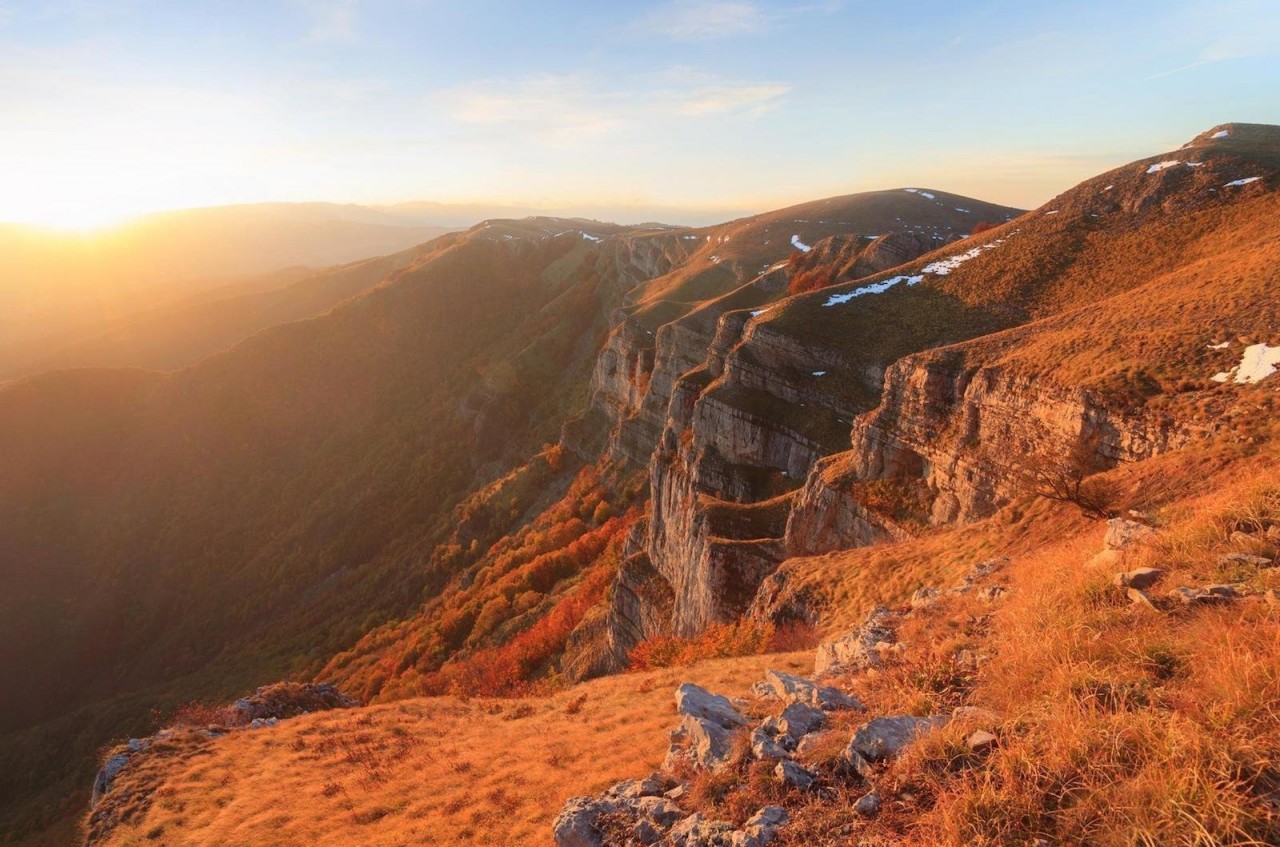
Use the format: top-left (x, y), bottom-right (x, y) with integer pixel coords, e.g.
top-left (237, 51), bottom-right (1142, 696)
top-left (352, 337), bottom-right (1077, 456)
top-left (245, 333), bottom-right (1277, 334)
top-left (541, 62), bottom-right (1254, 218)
top-left (783, 348), bottom-right (1194, 558)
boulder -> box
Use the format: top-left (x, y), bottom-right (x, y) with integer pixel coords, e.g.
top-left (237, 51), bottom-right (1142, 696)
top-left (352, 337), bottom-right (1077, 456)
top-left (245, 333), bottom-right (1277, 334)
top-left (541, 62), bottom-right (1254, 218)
top-left (775, 759), bottom-right (817, 790)
top-left (1127, 587), bottom-right (1158, 610)
top-left (814, 605), bottom-right (898, 674)
top-left (683, 715), bottom-right (737, 770)
top-left (668, 813), bottom-right (736, 847)
top-left (734, 806), bottom-right (788, 847)
top-left (552, 796), bottom-right (618, 847)
top-left (1169, 586), bottom-right (1232, 606)
top-left (763, 670), bottom-right (862, 712)
top-left (750, 727), bottom-right (790, 761)
top-left (676, 683), bottom-right (747, 729)
top-left (1114, 567), bottom-right (1166, 590)
top-left (778, 702), bottom-right (826, 739)
top-left (854, 792), bottom-right (882, 817)
top-left (848, 715), bottom-right (948, 761)
top-left (966, 730), bottom-right (998, 752)
top-left (606, 774), bottom-right (667, 799)
top-left (1105, 519), bottom-right (1158, 551)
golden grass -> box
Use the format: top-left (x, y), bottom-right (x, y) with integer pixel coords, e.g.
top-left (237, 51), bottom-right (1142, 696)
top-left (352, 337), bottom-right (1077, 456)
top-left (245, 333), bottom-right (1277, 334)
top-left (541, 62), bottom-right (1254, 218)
top-left (91, 652), bottom-right (810, 847)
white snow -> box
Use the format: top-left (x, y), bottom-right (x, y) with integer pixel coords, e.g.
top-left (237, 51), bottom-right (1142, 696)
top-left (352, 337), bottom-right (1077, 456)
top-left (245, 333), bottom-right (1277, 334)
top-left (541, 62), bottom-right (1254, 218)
top-left (1185, 162), bottom-right (1204, 167)
top-left (812, 371), bottom-right (827, 376)
top-left (791, 234), bottom-right (812, 252)
top-left (683, 234), bottom-right (700, 240)
top-left (822, 274), bottom-right (923, 306)
top-left (1212, 129), bottom-right (1230, 139)
top-left (581, 232), bottom-right (601, 242)
top-left (904, 188), bottom-right (917, 193)
top-left (1208, 341), bottom-right (1231, 350)
top-left (750, 309), bottom-right (767, 316)
top-left (1146, 160), bottom-right (1181, 174)
top-left (1223, 177), bottom-right (1262, 187)
top-left (919, 191), bottom-right (936, 200)
top-left (1045, 210), bottom-right (1060, 215)
top-left (1214, 343), bottom-right (1280, 384)
top-left (922, 239), bottom-right (1005, 276)
top-left (1104, 184), bottom-right (1114, 191)
top-left (954, 207), bottom-right (970, 213)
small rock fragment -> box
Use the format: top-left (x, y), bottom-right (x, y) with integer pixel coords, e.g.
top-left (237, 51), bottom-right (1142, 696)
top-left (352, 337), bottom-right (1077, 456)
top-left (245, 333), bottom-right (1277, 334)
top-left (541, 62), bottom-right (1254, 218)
top-left (853, 792), bottom-right (882, 817)
top-left (966, 730), bottom-right (998, 752)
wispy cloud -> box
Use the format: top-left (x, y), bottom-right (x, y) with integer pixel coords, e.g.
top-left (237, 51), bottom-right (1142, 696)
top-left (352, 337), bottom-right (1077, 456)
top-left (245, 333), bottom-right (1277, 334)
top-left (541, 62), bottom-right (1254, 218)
top-left (441, 72), bottom-right (790, 146)
top-left (296, 0), bottom-right (360, 43)
top-left (634, 1), bottom-right (769, 41)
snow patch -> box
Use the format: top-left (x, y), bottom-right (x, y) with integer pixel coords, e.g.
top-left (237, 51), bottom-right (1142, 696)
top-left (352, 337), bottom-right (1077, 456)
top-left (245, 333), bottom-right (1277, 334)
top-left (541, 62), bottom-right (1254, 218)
top-left (811, 371), bottom-right (827, 377)
top-left (581, 232), bottom-right (601, 242)
top-left (1223, 177), bottom-right (1262, 187)
top-left (791, 234), bottom-right (812, 252)
top-left (1207, 341), bottom-right (1231, 350)
top-left (1044, 210), bottom-right (1059, 215)
top-left (1146, 160), bottom-right (1182, 174)
top-left (922, 239), bottom-right (1005, 276)
top-left (750, 309), bottom-right (767, 316)
top-left (1104, 184), bottom-right (1114, 191)
top-left (1185, 162), bottom-right (1204, 168)
top-left (1211, 129), bottom-right (1230, 139)
top-left (1212, 343), bottom-right (1280, 384)
top-left (822, 274), bottom-right (923, 306)
top-left (954, 207), bottom-right (970, 213)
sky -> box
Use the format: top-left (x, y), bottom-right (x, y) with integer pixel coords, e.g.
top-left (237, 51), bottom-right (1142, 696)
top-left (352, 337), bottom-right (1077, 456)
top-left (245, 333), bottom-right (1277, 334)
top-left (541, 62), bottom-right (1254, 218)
top-left (1, 0), bottom-right (1278, 229)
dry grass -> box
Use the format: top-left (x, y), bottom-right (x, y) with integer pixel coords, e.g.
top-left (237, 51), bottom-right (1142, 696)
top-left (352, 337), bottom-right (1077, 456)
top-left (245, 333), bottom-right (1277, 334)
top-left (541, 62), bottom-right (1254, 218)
top-left (90, 652), bottom-right (811, 847)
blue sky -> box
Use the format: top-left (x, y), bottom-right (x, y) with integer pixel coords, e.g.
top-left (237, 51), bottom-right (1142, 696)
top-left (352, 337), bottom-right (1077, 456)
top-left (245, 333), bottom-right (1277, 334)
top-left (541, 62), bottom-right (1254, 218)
top-left (1, 0), bottom-right (1277, 227)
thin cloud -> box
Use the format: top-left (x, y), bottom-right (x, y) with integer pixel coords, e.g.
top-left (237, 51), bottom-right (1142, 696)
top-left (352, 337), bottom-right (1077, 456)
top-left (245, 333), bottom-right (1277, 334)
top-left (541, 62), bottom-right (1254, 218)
top-left (297, 0), bottom-right (359, 43)
top-left (634, 1), bottom-right (769, 41)
top-left (441, 73), bottom-right (791, 146)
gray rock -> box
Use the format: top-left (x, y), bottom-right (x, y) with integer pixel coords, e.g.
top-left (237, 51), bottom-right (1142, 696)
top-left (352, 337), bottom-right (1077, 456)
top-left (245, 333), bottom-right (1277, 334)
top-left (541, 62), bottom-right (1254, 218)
top-left (775, 759), bottom-right (817, 790)
top-left (966, 730), bottom-right (998, 752)
top-left (552, 796), bottom-right (617, 847)
top-left (635, 796), bottom-right (684, 828)
top-left (854, 792), bottom-right (882, 817)
top-left (683, 715), bottom-right (736, 770)
top-left (1205, 584), bottom-right (1242, 598)
top-left (90, 753), bottom-right (130, 808)
top-left (1219, 552), bottom-right (1273, 568)
top-left (1127, 587), bottom-right (1159, 610)
top-left (813, 605), bottom-right (898, 674)
top-left (750, 727), bottom-right (790, 761)
top-left (734, 806), bottom-right (788, 847)
top-left (1114, 567), bottom-right (1166, 590)
top-left (764, 669), bottom-right (863, 712)
top-left (778, 702), bottom-right (826, 739)
top-left (794, 731), bottom-right (825, 755)
top-left (750, 680), bottom-right (776, 699)
top-left (668, 813), bottom-right (736, 846)
top-left (812, 684), bottom-right (863, 712)
top-left (1169, 586), bottom-right (1230, 606)
top-left (840, 748), bottom-right (876, 780)
top-left (606, 775), bottom-right (666, 799)
top-left (1105, 519), bottom-right (1158, 551)
top-left (849, 715), bottom-right (948, 761)
top-left (676, 683), bottom-right (748, 729)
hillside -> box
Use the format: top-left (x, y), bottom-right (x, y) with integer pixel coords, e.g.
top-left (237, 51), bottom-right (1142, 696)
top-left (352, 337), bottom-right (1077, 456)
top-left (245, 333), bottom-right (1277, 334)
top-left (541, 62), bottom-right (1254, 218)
top-left (7, 124), bottom-right (1280, 846)
top-left (0, 193), bottom-right (1005, 840)
top-left (0, 203), bottom-right (453, 373)
top-left (0, 243), bottom-right (436, 379)
top-left (86, 439), bottom-right (1280, 846)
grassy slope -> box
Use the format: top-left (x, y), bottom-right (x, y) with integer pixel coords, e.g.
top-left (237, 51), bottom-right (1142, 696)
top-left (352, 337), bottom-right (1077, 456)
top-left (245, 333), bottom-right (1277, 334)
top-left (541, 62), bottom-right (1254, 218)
top-left (84, 652), bottom-right (811, 847)
top-left (87, 433), bottom-right (1280, 847)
